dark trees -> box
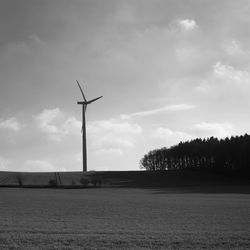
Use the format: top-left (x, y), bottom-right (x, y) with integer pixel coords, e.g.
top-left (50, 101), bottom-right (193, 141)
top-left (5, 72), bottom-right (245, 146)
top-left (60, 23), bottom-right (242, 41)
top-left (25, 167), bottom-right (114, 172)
top-left (140, 134), bottom-right (250, 176)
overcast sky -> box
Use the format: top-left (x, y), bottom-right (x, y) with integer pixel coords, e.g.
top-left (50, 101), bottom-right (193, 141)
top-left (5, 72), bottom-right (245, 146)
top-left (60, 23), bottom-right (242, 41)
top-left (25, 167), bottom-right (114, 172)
top-left (1, 0), bottom-right (250, 172)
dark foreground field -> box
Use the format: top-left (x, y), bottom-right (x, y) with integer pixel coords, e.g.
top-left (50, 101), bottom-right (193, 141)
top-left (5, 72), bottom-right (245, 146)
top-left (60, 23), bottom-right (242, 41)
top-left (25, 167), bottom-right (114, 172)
top-left (0, 188), bottom-right (250, 249)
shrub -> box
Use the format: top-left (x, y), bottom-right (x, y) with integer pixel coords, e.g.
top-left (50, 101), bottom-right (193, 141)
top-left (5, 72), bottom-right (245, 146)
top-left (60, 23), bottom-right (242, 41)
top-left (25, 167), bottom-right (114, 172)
top-left (48, 179), bottom-right (57, 187)
top-left (91, 178), bottom-right (102, 187)
top-left (91, 178), bottom-right (98, 187)
top-left (80, 177), bottom-right (90, 187)
top-left (97, 178), bottom-right (103, 187)
top-left (16, 174), bottom-right (23, 187)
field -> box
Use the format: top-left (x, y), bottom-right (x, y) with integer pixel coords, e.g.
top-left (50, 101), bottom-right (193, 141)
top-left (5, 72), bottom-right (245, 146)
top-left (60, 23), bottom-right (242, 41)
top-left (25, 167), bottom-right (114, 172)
top-left (1, 170), bottom-right (249, 188)
top-left (1, 187), bottom-right (250, 249)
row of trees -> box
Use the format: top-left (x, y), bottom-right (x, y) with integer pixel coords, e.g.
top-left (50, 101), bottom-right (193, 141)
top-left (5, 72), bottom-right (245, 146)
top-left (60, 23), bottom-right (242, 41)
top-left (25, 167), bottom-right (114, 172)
top-left (140, 134), bottom-right (250, 175)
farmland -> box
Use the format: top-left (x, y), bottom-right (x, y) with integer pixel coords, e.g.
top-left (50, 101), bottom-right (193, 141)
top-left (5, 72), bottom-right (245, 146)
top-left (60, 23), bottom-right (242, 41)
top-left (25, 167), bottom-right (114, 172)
top-left (1, 170), bottom-right (250, 189)
top-left (1, 187), bottom-right (250, 249)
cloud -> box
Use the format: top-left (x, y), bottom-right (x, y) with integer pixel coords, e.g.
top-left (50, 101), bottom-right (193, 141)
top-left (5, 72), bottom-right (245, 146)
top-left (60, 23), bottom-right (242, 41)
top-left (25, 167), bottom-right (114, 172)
top-left (222, 39), bottom-right (250, 59)
top-left (95, 148), bottom-right (124, 156)
top-left (34, 108), bottom-right (62, 134)
top-left (28, 34), bottom-right (46, 47)
top-left (195, 61), bottom-right (250, 96)
top-left (174, 19), bottom-right (198, 31)
top-left (213, 61), bottom-right (250, 82)
top-left (223, 39), bottom-right (244, 56)
top-left (152, 127), bottom-right (193, 147)
top-left (87, 118), bottom-right (142, 153)
top-left (34, 108), bottom-right (81, 141)
top-left (0, 117), bottom-right (24, 132)
top-left (191, 122), bottom-right (233, 138)
top-left (88, 119), bottom-right (142, 135)
top-left (152, 122), bottom-right (234, 148)
top-left (61, 117), bottom-right (82, 136)
top-left (121, 104), bottom-right (195, 119)
top-left (23, 160), bottom-right (59, 172)
top-left (0, 156), bottom-right (11, 171)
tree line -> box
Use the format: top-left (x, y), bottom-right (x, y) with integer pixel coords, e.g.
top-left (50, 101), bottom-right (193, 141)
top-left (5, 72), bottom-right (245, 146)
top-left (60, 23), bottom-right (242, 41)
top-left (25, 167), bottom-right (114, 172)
top-left (140, 134), bottom-right (250, 175)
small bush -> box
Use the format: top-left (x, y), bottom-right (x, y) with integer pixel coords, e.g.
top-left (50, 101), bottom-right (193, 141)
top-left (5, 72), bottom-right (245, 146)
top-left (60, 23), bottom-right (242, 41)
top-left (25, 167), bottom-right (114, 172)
top-left (16, 174), bottom-right (23, 187)
top-left (48, 179), bottom-right (57, 187)
top-left (97, 178), bottom-right (103, 187)
top-left (91, 178), bottom-right (102, 187)
top-left (91, 178), bottom-right (98, 187)
top-left (80, 177), bottom-right (90, 187)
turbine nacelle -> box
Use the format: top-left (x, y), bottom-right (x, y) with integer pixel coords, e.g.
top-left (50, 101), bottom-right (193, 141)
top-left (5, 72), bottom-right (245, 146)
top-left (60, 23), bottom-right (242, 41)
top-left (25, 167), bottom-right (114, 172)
top-left (77, 96), bottom-right (103, 105)
top-left (76, 80), bottom-right (103, 106)
top-left (77, 101), bottom-right (88, 105)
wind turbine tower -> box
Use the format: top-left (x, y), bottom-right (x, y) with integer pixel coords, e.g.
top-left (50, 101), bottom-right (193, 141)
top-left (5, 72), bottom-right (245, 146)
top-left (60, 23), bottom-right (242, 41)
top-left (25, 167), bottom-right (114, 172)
top-left (76, 80), bottom-right (103, 172)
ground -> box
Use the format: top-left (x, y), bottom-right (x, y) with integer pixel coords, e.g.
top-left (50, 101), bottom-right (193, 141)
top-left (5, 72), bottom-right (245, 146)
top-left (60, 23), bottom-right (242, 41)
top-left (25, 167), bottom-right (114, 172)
top-left (0, 187), bottom-right (250, 249)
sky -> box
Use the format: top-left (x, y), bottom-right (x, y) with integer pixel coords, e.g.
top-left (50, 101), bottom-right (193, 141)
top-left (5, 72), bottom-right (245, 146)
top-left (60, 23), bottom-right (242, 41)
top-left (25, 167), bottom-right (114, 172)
top-left (1, 0), bottom-right (250, 172)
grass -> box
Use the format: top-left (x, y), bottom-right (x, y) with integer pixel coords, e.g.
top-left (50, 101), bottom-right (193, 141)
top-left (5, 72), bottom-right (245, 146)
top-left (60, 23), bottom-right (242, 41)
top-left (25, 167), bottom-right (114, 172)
top-left (0, 188), bottom-right (250, 249)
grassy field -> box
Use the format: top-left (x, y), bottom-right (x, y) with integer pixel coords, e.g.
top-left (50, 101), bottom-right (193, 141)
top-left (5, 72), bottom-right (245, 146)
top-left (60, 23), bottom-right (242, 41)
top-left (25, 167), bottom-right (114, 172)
top-left (0, 188), bottom-right (250, 249)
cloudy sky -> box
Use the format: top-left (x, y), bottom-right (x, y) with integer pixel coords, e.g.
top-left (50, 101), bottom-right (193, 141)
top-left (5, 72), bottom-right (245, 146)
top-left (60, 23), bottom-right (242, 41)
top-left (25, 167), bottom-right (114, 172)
top-left (1, 0), bottom-right (250, 172)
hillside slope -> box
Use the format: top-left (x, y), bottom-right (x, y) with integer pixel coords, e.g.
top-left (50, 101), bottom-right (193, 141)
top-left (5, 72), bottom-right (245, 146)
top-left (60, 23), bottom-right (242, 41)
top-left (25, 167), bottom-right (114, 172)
top-left (0, 170), bottom-right (249, 192)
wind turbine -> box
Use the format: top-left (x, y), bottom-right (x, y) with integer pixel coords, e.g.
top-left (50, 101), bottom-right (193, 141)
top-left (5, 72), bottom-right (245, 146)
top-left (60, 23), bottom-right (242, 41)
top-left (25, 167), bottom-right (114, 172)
top-left (76, 80), bottom-right (103, 172)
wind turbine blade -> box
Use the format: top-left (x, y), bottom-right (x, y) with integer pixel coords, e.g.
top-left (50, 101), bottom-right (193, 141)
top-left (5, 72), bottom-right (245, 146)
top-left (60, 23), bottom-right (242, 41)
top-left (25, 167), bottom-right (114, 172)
top-left (87, 96), bottom-right (103, 104)
top-left (76, 80), bottom-right (87, 102)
